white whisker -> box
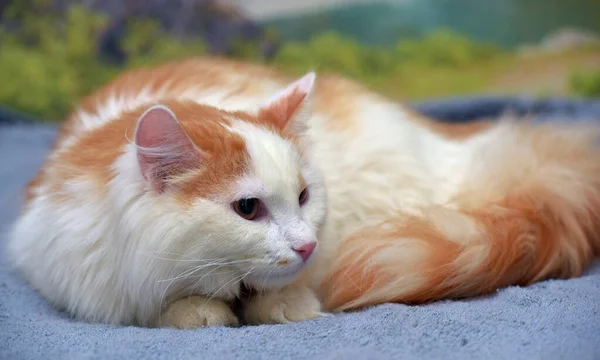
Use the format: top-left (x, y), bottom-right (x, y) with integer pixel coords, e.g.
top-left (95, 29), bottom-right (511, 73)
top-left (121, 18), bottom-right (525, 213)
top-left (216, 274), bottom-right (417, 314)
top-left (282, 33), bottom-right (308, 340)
top-left (260, 267), bottom-right (276, 297)
top-left (203, 267), bottom-right (255, 311)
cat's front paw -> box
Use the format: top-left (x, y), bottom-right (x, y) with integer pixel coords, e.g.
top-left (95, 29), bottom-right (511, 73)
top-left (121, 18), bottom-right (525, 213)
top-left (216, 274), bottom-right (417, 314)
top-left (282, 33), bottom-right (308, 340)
top-left (158, 295), bottom-right (238, 329)
top-left (244, 285), bottom-right (330, 325)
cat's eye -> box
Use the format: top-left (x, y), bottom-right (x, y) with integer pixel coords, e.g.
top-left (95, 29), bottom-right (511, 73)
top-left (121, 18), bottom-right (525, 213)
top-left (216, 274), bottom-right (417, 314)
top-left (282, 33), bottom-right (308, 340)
top-left (299, 188), bottom-right (309, 205)
top-left (233, 198), bottom-right (260, 220)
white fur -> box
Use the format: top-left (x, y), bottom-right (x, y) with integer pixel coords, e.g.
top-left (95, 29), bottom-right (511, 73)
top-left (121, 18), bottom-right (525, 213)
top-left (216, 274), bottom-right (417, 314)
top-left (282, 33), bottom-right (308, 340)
top-left (6, 64), bottom-right (511, 327)
top-left (227, 120), bottom-right (327, 288)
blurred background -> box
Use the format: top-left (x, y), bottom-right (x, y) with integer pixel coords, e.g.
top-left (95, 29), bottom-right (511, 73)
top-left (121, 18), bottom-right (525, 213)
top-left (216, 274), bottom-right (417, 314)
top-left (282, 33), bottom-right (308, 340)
top-left (0, 0), bottom-right (599, 122)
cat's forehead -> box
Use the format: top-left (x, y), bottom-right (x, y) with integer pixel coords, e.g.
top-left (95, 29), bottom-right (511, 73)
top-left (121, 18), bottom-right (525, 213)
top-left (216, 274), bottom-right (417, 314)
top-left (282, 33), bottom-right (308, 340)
top-left (231, 120), bottom-right (305, 197)
top-left (158, 102), bottom-right (248, 201)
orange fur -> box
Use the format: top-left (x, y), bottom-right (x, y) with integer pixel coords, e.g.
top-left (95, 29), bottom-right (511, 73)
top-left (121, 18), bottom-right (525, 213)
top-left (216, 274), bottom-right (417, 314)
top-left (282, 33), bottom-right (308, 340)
top-left (320, 122), bottom-right (600, 312)
top-left (312, 74), bottom-right (369, 133)
top-left (75, 57), bottom-right (286, 118)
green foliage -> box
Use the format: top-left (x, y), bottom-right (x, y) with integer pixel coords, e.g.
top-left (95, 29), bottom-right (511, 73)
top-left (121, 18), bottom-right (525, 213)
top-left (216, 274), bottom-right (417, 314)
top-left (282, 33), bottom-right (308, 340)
top-left (0, 2), bottom-right (207, 121)
top-left (0, 3), bottom-right (112, 119)
top-left (271, 29), bottom-right (504, 98)
top-left (0, 44), bottom-right (78, 120)
top-left (394, 29), bottom-right (502, 68)
top-left (275, 32), bottom-right (367, 77)
top-left (121, 18), bottom-right (207, 68)
top-left (570, 68), bottom-right (600, 97)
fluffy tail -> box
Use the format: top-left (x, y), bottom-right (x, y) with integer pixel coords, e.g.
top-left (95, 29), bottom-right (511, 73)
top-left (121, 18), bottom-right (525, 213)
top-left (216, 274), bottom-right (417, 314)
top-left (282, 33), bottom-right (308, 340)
top-left (320, 121), bottom-right (600, 312)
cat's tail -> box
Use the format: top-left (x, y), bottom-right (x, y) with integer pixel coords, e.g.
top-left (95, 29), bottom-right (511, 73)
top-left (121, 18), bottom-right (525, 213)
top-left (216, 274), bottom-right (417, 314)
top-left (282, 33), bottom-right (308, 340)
top-left (320, 121), bottom-right (600, 312)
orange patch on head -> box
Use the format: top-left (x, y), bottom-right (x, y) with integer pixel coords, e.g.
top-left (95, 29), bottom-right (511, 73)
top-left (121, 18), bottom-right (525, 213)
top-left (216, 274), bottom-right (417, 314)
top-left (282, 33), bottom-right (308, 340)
top-left (162, 101), bottom-right (251, 202)
top-left (54, 99), bottom-right (255, 204)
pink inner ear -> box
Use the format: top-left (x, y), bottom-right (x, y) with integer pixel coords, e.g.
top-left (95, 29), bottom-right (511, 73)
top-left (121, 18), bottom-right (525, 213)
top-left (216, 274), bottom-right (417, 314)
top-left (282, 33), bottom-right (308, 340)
top-left (261, 72), bottom-right (315, 128)
top-left (135, 105), bottom-right (201, 193)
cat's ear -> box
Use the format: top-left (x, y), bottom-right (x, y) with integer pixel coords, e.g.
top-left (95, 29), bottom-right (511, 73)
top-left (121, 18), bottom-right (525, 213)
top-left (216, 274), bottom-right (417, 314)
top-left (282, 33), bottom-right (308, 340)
top-left (134, 104), bottom-right (204, 193)
top-left (259, 72), bottom-right (316, 135)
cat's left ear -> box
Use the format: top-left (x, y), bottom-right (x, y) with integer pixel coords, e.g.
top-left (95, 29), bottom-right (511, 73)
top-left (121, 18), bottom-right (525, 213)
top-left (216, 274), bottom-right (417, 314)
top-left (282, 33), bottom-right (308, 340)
top-left (259, 72), bottom-right (316, 135)
top-left (134, 104), bottom-right (205, 193)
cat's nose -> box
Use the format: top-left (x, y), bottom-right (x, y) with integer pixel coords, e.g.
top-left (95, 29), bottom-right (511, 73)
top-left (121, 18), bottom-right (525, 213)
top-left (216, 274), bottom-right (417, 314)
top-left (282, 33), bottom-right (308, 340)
top-left (293, 241), bottom-right (317, 262)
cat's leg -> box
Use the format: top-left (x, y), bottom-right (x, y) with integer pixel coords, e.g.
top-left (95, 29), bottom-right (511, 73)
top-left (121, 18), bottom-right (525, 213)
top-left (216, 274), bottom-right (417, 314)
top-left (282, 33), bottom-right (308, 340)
top-left (158, 295), bottom-right (238, 329)
top-left (243, 284), bottom-right (329, 325)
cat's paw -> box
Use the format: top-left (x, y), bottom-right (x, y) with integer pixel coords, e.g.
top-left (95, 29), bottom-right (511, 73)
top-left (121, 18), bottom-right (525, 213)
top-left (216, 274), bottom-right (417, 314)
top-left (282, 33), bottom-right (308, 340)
top-left (158, 295), bottom-right (239, 329)
top-left (244, 285), bottom-right (330, 325)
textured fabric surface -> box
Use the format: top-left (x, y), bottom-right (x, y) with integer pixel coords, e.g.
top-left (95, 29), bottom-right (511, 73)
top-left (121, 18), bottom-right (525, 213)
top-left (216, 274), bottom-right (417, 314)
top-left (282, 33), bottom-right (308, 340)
top-left (1, 98), bottom-right (600, 360)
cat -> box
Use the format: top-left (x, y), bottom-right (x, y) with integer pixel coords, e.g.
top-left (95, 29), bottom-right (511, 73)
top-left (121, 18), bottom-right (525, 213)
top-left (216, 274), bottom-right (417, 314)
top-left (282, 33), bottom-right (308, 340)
top-left (6, 57), bottom-right (600, 329)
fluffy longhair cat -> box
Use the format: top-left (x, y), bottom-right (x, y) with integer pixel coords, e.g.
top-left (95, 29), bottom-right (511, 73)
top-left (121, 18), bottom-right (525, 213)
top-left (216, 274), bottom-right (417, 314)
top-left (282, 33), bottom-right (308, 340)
top-left (6, 57), bottom-right (600, 328)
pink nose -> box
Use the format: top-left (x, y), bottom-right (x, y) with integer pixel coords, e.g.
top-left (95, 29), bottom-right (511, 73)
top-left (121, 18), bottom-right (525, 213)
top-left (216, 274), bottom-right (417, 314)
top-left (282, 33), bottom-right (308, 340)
top-left (293, 241), bottom-right (317, 262)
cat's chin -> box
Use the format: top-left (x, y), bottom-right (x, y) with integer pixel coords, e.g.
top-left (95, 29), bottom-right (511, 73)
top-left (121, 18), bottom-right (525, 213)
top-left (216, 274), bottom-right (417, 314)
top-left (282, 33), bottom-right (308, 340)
top-left (243, 262), bottom-right (306, 290)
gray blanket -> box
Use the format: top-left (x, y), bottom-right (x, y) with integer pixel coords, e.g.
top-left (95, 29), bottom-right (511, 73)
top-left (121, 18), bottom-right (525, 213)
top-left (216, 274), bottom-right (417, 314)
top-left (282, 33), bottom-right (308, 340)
top-left (1, 98), bottom-right (600, 360)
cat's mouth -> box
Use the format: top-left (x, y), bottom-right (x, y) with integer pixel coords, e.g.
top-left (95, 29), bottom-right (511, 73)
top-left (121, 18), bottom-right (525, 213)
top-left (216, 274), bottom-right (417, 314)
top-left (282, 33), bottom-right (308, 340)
top-left (242, 262), bottom-right (306, 289)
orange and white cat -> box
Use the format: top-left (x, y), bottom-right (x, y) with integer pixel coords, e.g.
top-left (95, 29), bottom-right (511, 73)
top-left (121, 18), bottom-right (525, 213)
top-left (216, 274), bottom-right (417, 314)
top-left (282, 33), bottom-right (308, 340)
top-left (6, 57), bottom-right (600, 329)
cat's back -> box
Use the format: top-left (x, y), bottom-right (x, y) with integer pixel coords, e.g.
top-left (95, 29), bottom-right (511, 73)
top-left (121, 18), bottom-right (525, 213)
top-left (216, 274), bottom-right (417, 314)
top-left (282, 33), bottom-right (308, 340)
top-left (55, 57), bottom-right (291, 149)
top-left (56, 57), bottom-right (399, 148)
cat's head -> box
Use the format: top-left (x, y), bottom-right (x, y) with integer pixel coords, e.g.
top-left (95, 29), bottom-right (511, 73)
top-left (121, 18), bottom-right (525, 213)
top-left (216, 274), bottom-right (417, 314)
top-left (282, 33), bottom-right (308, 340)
top-left (132, 72), bottom-right (327, 292)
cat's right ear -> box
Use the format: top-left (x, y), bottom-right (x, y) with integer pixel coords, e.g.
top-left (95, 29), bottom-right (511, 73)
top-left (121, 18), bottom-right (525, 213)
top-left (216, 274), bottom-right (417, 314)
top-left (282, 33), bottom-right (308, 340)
top-left (134, 105), bottom-right (204, 193)
top-left (258, 72), bottom-right (316, 136)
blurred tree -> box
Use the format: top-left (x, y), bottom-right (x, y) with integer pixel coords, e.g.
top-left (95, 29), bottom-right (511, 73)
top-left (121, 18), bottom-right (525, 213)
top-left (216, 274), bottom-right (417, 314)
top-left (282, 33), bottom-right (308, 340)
top-left (273, 32), bottom-right (366, 78)
top-left (0, 2), bottom-right (112, 119)
top-left (121, 17), bottom-right (207, 68)
top-left (0, 1), bottom-right (208, 120)
top-left (394, 29), bottom-right (502, 68)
